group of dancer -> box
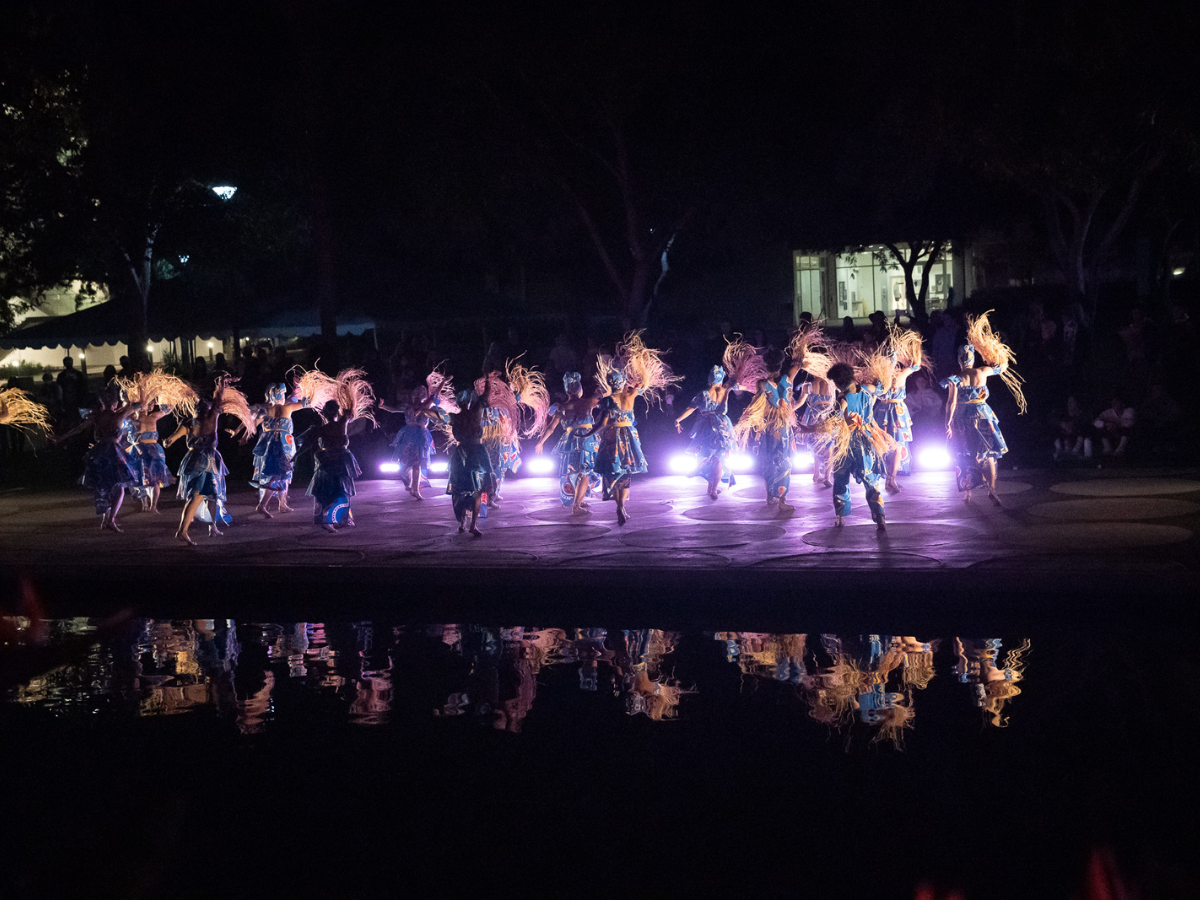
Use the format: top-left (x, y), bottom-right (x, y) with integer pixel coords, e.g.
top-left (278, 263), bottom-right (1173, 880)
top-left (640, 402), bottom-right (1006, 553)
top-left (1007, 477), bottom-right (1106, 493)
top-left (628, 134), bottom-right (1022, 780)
top-left (0, 311), bottom-right (1024, 538)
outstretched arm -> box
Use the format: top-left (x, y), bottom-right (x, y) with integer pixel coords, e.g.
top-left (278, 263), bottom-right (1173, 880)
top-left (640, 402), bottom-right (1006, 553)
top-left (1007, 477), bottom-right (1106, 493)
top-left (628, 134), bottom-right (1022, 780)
top-left (945, 385), bottom-right (958, 438)
top-left (536, 412), bottom-right (562, 452)
top-left (53, 416), bottom-right (95, 443)
top-left (674, 406), bottom-right (697, 433)
top-left (163, 424), bottom-right (188, 449)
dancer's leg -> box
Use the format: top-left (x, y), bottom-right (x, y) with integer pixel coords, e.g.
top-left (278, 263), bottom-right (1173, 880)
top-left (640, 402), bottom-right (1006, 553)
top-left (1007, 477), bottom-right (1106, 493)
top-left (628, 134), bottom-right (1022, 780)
top-left (469, 493), bottom-right (482, 536)
top-left (832, 464), bottom-right (851, 526)
top-left (177, 494), bottom-right (204, 544)
top-left (573, 474), bottom-right (591, 512)
top-left (103, 487), bottom-right (126, 532)
top-left (708, 460), bottom-right (723, 499)
top-left (616, 484), bottom-right (630, 526)
top-left (255, 488), bottom-right (274, 518)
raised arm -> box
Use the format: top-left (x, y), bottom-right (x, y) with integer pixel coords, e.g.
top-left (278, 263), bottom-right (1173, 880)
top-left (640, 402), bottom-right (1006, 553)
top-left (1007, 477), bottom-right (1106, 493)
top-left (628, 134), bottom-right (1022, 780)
top-left (944, 383), bottom-right (958, 438)
top-left (535, 410), bottom-right (563, 453)
top-left (674, 405), bottom-right (697, 434)
top-left (163, 423), bottom-right (188, 449)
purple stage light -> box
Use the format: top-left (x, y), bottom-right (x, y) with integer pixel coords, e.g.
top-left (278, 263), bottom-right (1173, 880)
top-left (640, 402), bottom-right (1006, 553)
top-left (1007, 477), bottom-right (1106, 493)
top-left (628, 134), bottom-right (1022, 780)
top-left (525, 456), bottom-right (556, 476)
top-left (917, 445), bottom-right (953, 470)
top-left (379, 462), bottom-right (401, 474)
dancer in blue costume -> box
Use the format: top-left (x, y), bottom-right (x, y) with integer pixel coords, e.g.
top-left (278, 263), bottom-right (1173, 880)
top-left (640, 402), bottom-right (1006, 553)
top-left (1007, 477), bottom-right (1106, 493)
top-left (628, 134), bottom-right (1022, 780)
top-left (165, 389), bottom-right (228, 545)
top-left (674, 339), bottom-right (767, 500)
top-left (379, 372), bottom-right (455, 501)
top-left (821, 362), bottom-right (891, 529)
top-left (787, 324), bottom-right (840, 489)
top-left (248, 383), bottom-right (309, 516)
top-left (868, 325), bottom-right (927, 494)
top-left (535, 371), bottom-right (600, 512)
top-left (54, 384), bottom-right (142, 532)
top-left (129, 402), bottom-right (176, 513)
top-left (941, 311), bottom-right (1025, 504)
top-left (734, 349), bottom-right (803, 512)
top-left (446, 377), bottom-right (496, 536)
top-left (308, 399), bottom-right (362, 532)
top-left (583, 331), bottom-right (679, 526)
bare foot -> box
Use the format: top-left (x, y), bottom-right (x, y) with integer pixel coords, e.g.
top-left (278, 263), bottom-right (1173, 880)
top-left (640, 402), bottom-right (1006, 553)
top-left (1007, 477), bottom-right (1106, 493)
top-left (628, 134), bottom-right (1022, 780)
top-left (209, 525), bottom-right (223, 536)
top-left (413, 492), bottom-right (424, 501)
top-left (322, 523), bottom-right (338, 533)
top-left (177, 531), bottom-right (196, 546)
top-left (470, 526), bottom-right (483, 537)
top-left (988, 491), bottom-right (1002, 506)
top-left (151, 507), bottom-right (162, 515)
top-left (256, 506), bottom-right (274, 519)
top-left (616, 506), bottom-right (628, 526)
top-left (779, 502), bottom-right (794, 514)
top-left (876, 516), bottom-right (887, 531)
top-left (103, 518), bottom-right (123, 533)
top-left (821, 479), bottom-right (832, 488)
top-left (834, 515), bottom-right (844, 527)
top-left (458, 524), bottom-right (466, 533)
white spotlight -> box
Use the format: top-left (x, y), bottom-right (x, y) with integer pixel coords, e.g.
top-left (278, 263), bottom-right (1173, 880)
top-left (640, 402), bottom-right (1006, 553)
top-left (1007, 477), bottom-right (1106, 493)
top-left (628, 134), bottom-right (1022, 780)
top-left (917, 445), bottom-right (954, 470)
top-left (429, 460), bottom-right (449, 474)
top-left (669, 454), bottom-right (698, 475)
top-left (379, 462), bottom-right (401, 474)
top-left (525, 456), bottom-right (556, 476)
top-left (727, 452), bottom-right (754, 473)
top-left (791, 451), bottom-right (814, 470)
top-left (212, 185), bottom-right (238, 200)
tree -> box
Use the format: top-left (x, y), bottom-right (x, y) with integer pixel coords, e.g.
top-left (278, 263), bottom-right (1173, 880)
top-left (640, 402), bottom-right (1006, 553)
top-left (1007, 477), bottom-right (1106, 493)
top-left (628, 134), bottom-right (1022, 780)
top-left (876, 241), bottom-right (951, 324)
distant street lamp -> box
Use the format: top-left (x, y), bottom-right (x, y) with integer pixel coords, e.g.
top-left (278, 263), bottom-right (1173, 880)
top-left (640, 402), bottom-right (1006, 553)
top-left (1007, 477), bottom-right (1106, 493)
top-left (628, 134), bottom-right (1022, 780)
top-left (211, 185), bottom-right (237, 200)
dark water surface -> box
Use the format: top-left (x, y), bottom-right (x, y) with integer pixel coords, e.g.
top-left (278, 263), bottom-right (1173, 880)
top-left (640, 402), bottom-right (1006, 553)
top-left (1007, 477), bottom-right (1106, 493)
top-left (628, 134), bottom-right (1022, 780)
top-left (1, 611), bottom-right (1194, 899)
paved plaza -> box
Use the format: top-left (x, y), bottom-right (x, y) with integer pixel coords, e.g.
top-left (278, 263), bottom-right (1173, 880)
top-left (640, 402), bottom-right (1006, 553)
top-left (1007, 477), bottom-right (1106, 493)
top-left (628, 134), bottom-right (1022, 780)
top-left (3, 468), bottom-right (1199, 599)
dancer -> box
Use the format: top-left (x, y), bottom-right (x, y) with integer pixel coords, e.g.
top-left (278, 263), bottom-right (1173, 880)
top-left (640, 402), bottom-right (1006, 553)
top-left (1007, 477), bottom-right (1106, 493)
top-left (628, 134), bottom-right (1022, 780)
top-left (119, 371), bottom-right (196, 514)
top-left (586, 331), bottom-right (680, 526)
top-left (247, 383), bottom-right (310, 516)
top-left (869, 324), bottom-right (928, 494)
top-left (820, 361), bottom-right (893, 529)
top-left (475, 361), bottom-right (549, 507)
top-left (674, 338), bottom-right (767, 499)
top-left (306, 369), bottom-right (375, 532)
top-left (378, 369), bottom-right (457, 500)
top-left (446, 375), bottom-right (497, 536)
top-left (734, 349), bottom-right (803, 512)
top-left (535, 371), bottom-right (600, 512)
top-left (788, 325), bottom-right (838, 488)
top-left (53, 384), bottom-right (142, 532)
top-left (941, 310), bottom-right (1025, 504)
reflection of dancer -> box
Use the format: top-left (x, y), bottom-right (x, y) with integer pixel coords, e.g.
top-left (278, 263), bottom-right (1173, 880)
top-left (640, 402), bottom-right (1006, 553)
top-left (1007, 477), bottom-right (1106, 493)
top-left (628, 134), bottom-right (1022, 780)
top-left (535, 371), bottom-right (600, 512)
top-left (612, 629), bottom-right (694, 721)
top-left (941, 311), bottom-right (1025, 504)
top-left (378, 370), bottom-right (457, 501)
top-left (54, 385), bottom-right (142, 532)
top-left (675, 339), bottom-right (767, 500)
top-left (954, 637), bottom-right (1029, 727)
top-left (586, 331), bottom-right (680, 526)
top-left (734, 350), bottom-right (803, 511)
top-left (446, 378), bottom-right (496, 536)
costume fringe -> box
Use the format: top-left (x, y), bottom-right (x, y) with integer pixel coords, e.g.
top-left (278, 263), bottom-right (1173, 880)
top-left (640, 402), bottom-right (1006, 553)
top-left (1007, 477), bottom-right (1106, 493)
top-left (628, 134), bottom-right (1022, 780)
top-left (612, 330), bottom-right (682, 407)
top-left (722, 337), bottom-right (769, 391)
top-left (885, 322), bottom-right (929, 372)
top-left (334, 368), bottom-right (377, 426)
top-left (0, 388), bottom-right (52, 435)
top-left (733, 390), bottom-right (797, 448)
top-left (506, 359), bottom-right (550, 438)
top-left (425, 366), bottom-right (460, 414)
top-left (291, 366), bottom-right (339, 410)
top-left (214, 378), bottom-right (257, 435)
top-left (474, 373), bottom-right (520, 443)
top-left (966, 310), bottom-right (1027, 413)
top-left (118, 369), bottom-right (198, 416)
top-left (859, 345), bottom-right (896, 390)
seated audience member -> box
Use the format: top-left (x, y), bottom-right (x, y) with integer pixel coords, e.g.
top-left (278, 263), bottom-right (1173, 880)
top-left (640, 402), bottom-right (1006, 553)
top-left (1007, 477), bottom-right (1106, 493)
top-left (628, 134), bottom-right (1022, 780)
top-left (1091, 397), bottom-right (1135, 457)
top-left (1052, 396), bottom-right (1085, 460)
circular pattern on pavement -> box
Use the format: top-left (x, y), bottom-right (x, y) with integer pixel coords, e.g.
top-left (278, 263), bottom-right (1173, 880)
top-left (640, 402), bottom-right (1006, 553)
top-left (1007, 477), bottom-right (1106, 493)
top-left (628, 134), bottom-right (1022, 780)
top-left (462, 523), bottom-right (611, 546)
top-left (618, 523), bottom-right (787, 549)
top-left (754, 550), bottom-right (944, 569)
top-left (559, 549), bottom-right (733, 568)
top-left (997, 523), bottom-right (1193, 550)
top-left (683, 502), bottom-right (821, 523)
top-left (1028, 498), bottom-right (1200, 521)
top-left (1049, 478), bottom-right (1200, 497)
top-left (230, 549), bottom-right (366, 566)
top-left (384, 548), bottom-right (539, 567)
top-left (993, 479), bottom-right (1034, 495)
top-left (802, 522), bottom-right (967, 550)
top-left (526, 506), bottom-right (604, 523)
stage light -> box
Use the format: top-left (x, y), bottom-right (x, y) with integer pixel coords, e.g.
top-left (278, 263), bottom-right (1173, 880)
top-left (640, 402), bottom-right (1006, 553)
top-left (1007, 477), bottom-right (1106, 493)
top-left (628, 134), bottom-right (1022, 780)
top-left (669, 454), bottom-right (698, 475)
top-left (727, 452), bottom-right (754, 473)
top-left (379, 462), bottom-right (400, 474)
top-left (429, 460), bottom-right (449, 474)
top-left (792, 451), bottom-right (814, 470)
top-left (525, 456), bottom-right (555, 476)
top-left (917, 445), bottom-right (953, 470)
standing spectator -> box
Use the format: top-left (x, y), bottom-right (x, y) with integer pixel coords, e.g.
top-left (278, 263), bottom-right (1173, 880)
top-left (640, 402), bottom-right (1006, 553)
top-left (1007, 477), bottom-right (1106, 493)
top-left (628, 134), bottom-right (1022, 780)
top-left (838, 316), bottom-right (858, 344)
top-left (1118, 307), bottom-right (1153, 365)
top-left (56, 356), bottom-right (87, 421)
top-left (37, 372), bottom-right (63, 420)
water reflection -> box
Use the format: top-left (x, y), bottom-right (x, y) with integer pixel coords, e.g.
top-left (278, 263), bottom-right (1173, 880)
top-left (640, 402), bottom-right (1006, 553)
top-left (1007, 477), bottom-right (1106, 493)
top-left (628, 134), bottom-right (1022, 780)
top-left (3, 619), bottom-right (1029, 742)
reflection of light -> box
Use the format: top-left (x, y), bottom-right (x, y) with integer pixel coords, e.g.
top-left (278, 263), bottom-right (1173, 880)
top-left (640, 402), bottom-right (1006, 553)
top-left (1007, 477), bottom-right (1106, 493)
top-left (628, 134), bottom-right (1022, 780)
top-left (526, 456), bottom-right (555, 476)
top-left (669, 454), bottom-right (697, 475)
top-left (917, 445), bottom-right (954, 470)
top-left (379, 462), bottom-right (400, 474)
top-left (179, 255), bottom-right (189, 264)
top-left (792, 451), bottom-right (814, 470)
top-left (429, 460), bottom-right (449, 474)
top-left (212, 185), bottom-right (237, 200)
top-left (727, 452), bottom-right (754, 473)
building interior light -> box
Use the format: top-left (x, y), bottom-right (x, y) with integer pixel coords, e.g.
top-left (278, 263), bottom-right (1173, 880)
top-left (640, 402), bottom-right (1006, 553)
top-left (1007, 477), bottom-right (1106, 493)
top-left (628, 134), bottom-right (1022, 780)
top-left (1172, 268), bottom-right (1185, 277)
top-left (212, 185), bottom-right (237, 200)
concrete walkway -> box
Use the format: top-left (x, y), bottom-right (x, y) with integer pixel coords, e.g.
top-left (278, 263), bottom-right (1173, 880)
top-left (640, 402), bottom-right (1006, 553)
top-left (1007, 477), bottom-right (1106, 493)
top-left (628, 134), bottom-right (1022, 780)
top-left (3, 468), bottom-right (1199, 601)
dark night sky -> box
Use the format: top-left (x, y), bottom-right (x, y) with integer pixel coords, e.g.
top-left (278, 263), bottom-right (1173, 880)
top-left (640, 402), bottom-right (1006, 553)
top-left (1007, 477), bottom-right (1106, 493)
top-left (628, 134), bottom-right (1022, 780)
top-left (3, 0), bottom-right (1198, 325)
